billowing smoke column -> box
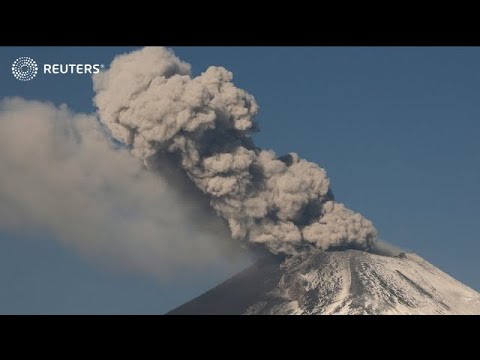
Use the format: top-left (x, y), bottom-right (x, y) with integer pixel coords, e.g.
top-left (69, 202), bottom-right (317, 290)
top-left (94, 47), bottom-right (377, 255)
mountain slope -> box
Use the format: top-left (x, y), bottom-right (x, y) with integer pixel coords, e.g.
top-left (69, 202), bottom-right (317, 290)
top-left (167, 250), bottom-right (480, 315)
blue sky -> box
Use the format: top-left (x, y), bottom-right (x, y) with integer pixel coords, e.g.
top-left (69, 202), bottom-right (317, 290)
top-left (0, 47), bottom-right (479, 313)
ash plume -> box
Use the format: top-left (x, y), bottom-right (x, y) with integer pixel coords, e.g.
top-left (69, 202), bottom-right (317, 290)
top-left (94, 47), bottom-right (378, 255)
top-left (0, 98), bottom-right (238, 278)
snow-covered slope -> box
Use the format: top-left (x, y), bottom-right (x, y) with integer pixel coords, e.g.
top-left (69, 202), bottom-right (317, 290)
top-left (167, 250), bottom-right (480, 315)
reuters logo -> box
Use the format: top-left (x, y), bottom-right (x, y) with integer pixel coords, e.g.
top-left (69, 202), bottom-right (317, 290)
top-left (12, 57), bottom-right (38, 81)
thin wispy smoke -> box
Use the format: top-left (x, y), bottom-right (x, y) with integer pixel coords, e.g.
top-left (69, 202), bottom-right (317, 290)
top-left (94, 47), bottom-right (378, 255)
top-left (0, 98), bottom-right (239, 278)
top-left (369, 240), bottom-right (404, 257)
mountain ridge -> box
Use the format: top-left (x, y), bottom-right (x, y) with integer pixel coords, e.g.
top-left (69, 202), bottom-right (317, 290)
top-left (167, 250), bottom-right (480, 315)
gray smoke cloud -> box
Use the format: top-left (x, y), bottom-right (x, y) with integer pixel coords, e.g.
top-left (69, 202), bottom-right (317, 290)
top-left (0, 98), bottom-right (240, 278)
top-left (370, 240), bottom-right (404, 257)
top-left (93, 47), bottom-right (378, 255)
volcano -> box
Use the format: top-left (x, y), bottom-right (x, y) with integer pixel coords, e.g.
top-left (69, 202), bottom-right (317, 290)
top-left (167, 250), bottom-right (480, 315)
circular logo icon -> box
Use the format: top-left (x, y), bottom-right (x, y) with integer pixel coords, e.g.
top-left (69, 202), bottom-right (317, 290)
top-left (12, 57), bottom-right (38, 81)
